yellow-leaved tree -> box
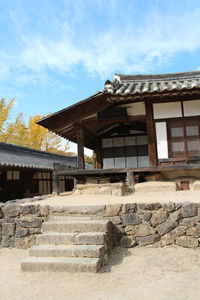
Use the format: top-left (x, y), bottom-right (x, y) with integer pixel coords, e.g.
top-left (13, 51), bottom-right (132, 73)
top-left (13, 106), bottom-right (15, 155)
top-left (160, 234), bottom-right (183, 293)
top-left (0, 98), bottom-right (70, 155)
top-left (0, 98), bottom-right (27, 145)
top-left (27, 115), bottom-right (70, 154)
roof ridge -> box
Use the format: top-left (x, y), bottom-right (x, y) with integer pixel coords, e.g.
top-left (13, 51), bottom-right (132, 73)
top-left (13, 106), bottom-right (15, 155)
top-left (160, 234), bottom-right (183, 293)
top-left (0, 142), bottom-right (77, 160)
top-left (113, 71), bottom-right (200, 82)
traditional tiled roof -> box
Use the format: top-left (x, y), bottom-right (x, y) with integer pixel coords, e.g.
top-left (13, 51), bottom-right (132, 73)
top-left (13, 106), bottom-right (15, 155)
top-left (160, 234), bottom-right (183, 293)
top-left (103, 71), bottom-right (200, 95)
top-left (0, 142), bottom-right (77, 170)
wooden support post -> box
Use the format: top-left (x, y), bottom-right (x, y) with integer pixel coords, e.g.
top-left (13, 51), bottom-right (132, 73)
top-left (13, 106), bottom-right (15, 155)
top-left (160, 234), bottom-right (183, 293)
top-left (95, 139), bottom-right (102, 169)
top-left (52, 170), bottom-right (60, 195)
top-left (93, 151), bottom-right (97, 169)
top-left (77, 123), bottom-right (85, 170)
top-left (145, 101), bottom-right (157, 166)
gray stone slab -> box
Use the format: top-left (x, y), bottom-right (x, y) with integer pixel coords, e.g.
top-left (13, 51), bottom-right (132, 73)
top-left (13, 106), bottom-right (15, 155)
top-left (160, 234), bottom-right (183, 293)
top-left (29, 245), bottom-right (105, 258)
top-left (75, 232), bottom-right (106, 245)
top-left (36, 233), bottom-right (75, 245)
top-left (49, 205), bottom-right (106, 215)
top-left (21, 257), bottom-right (101, 272)
top-left (42, 220), bottom-right (110, 233)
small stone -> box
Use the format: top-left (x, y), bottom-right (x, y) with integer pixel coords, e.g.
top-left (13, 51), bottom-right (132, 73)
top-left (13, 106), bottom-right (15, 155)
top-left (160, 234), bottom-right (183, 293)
top-left (120, 236), bottom-right (136, 248)
top-left (29, 227), bottom-right (41, 234)
top-left (121, 203), bottom-right (136, 214)
top-left (21, 205), bottom-right (39, 215)
top-left (2, 223), bottom-right (15, 236)
top-left (106, 204), bottom-right (122, 217)
top-left (137, 203), bottom-right (162, 211)
top-left (15, 219), bottom-right (28, 228)
top-left (0, 207), bottom-right (4, 218)
top-left (15, 227), bottom-right (29, 238)
top-left (172, 226), bottom-right (185, 236)
top-left (3, 204), bottom-right (21, 217)
top-left (28, 217), bottom-right (42, 228)
top-left (163, 202), bottom-right (182, 212)
top-left (14, 237), bottom-right (27, 249)
top-left (1, 236), bottom-right (14, 247)
top-left (186, 226), bottom-right (200, 237)
top-left (181, 203), bottom-right (197, 218)
top-left (122, 213), bottom-right (141, 226)
top-left (137, 234), bottom-right (160, 246)
top-left (143, 212), bottom-right (152, 222)
top-left (4, 217), bottom-right (14, 223)
top-left (176, 236), bottom-right (198, 248)
top-left (136, 222), bottom-right (155, 237)
top-left (170, 210), bottom-right (182, 222)
top-left (106, 216), bottom-right (122, 225)
top-left (156, 219), bottom-right (178, 236)
top-left (125, 225), bottom-right (136, 235)
top-left (150, 210), bottom-right (168, 227)
top-left (161, 233), bottom-right (175, 246)
top-left (179, 216), bottom-right (198, 226)
top-left (39, 205), bottom-right (49, 217)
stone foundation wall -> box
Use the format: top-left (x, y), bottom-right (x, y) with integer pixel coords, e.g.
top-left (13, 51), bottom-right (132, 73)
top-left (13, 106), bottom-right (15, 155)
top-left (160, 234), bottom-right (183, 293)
top-left (1, 201), bottom-right (200, 249)
top-left (105, 202), bottom-right (200, 248)
top-left (0, 203), bottom-right (49, 248)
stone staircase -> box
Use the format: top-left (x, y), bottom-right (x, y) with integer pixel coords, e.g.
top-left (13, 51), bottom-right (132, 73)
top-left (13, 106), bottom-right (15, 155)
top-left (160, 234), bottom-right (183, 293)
top-left (21, 212), bottom-right (116, 273)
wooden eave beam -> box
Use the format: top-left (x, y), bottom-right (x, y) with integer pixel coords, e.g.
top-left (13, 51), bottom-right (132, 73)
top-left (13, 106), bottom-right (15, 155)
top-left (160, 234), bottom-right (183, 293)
top-left (44, 95), bottom-right (111, 132)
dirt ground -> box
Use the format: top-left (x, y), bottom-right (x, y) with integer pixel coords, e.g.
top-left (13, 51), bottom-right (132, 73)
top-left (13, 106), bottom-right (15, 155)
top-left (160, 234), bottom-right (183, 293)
top-left (30, 190), bottom-right (200, 206)
top-left (1, 246), bottom-right (200, 300)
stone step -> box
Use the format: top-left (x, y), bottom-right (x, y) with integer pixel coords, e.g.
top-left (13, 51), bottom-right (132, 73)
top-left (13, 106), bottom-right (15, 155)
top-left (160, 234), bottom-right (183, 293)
top-left (21, 256), bottom-right (102, 273)
top-left (36, 233), bottom-right (75, 245)
top-left (49, 205), bottom-right (105, 216)
top-left (29, 244), bottom-right (105, 258)
top-left (49, 216), bottom-right (92, 222)
top-left (74, 232), bottom-right (106, 245)
top-left (42, 220), bottom-right (110, 233)
top-left (36, 232), bottom-right (106, 246)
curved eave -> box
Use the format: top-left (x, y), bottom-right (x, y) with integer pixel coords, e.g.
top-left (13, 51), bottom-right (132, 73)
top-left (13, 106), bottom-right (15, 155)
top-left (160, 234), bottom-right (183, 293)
top-left (37, 91), bottom-right (105, 130)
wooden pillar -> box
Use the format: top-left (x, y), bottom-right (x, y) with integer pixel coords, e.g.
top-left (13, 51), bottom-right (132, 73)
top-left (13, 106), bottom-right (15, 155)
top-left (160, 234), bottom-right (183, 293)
top-left (145, 100), bottom-right (157, 166)
top-left (77, 123), bottom-right (85, 170)
top-left (52, 170), bottom-right (60, 195)
top-left (94, 139), bottom-right (102, 169)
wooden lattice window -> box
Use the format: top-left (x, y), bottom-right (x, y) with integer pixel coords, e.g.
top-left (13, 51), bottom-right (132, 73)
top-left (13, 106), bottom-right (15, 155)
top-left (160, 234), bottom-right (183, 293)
top-left (168, 120), bottom-right (200, 158)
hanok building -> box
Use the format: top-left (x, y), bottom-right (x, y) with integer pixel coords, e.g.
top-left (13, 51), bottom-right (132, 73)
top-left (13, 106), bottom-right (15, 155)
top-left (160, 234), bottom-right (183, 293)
top-left (37, 71), bottom-right (200, 190)
top-left (0, 142), bottom-right (77, 201)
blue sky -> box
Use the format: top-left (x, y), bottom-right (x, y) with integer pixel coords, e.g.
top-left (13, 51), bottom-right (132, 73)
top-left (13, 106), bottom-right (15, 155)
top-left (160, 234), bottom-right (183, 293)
top-left (1, 0), bottom-right (200, 154)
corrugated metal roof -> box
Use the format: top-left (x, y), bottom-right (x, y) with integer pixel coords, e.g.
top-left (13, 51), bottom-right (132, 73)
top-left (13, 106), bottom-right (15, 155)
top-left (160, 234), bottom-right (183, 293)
top-left (0, 142), bottom-right (77, 170)
top-left (103, 71), bottom-right (200, 95)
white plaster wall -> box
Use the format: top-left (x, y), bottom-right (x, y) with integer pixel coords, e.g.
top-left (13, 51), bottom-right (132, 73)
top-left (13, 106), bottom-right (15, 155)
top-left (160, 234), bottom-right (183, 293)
top-left (153, 102), bottom-right (182, 119)
top-left (103, 158), bottom-right (114, 168)
top-left (114, 157), bottom-right (126, 168)
top-left (138, 156), bottom-right (149, 167)
top-left (119, 102), bottom-right (146, 116)
top-left (126, 157), bottom-right (138, 167)
top-left (183, 100), bottom-right (200, 116)
top-left (155, 122), bottom-right (168, 159)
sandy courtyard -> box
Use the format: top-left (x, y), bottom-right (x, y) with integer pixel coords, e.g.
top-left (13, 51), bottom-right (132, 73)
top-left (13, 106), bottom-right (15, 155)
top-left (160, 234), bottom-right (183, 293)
top-left (30, 190), bottom-right (200, 207)
top-left (1, 246), bottom-right (200, 300)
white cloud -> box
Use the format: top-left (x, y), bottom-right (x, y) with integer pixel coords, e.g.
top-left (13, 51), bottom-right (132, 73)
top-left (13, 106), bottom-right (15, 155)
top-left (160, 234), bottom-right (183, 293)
top-left (1, 1), bottom-right (200, 85)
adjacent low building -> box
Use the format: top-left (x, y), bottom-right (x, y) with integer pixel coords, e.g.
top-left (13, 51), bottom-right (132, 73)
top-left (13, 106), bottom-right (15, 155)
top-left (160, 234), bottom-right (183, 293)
top-left (0, 142), bottom-right (77, 201)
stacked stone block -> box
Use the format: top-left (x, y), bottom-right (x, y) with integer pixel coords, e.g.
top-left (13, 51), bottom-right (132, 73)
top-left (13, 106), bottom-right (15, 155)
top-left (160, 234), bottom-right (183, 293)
top-left (1, 201), bottom-right (200, 250)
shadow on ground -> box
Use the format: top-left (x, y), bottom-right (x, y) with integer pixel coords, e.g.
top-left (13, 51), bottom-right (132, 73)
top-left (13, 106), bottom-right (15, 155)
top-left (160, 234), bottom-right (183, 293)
top-left (100, 246), bottom-right (132, 273)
